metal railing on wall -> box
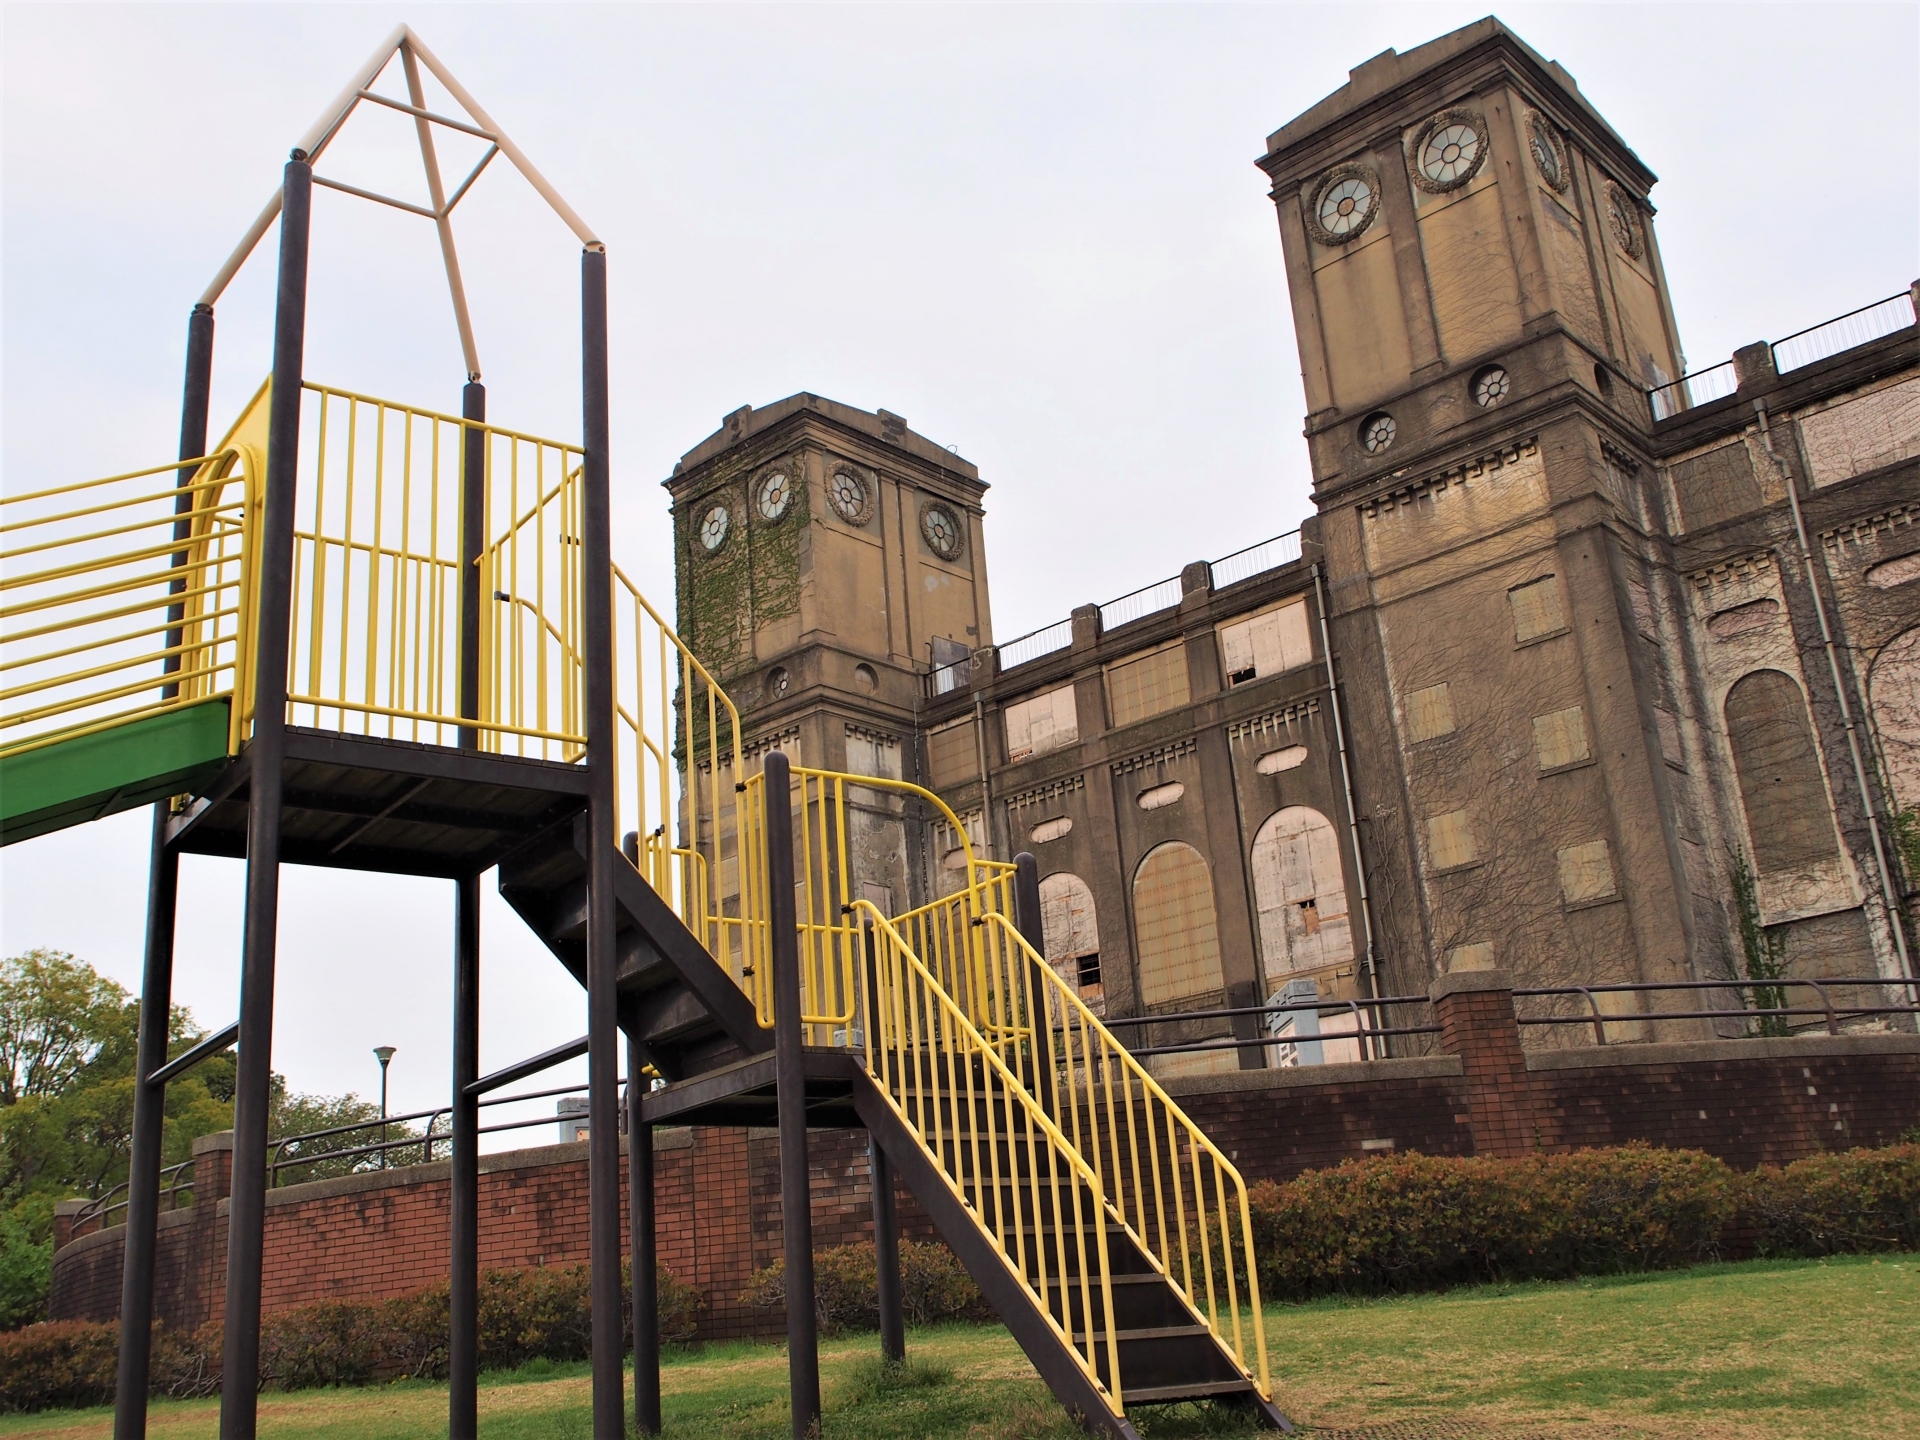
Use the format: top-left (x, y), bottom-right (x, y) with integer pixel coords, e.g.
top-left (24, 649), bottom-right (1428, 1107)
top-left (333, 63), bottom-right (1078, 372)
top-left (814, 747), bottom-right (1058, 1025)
top-left (920, 527), bottom-right (1304, 698)
top-left (1648, 289), bottom-right (1917, 423)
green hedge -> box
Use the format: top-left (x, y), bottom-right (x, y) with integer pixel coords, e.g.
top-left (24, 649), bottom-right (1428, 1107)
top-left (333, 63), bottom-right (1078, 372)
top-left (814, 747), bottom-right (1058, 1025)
top-left (1246, 1141), bottom-right (1920, 1301)
top-left (741, 1240), bottom-right (992, 1335)
top-left (0, 1260), bottom-right (700, 1414)
top-left (8, 1143), bottom-right (1918, 1413)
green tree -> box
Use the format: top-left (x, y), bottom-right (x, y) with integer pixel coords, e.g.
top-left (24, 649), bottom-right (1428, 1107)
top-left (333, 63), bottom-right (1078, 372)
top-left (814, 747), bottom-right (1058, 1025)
top-left (0, 949), bottom-right (422, 1328)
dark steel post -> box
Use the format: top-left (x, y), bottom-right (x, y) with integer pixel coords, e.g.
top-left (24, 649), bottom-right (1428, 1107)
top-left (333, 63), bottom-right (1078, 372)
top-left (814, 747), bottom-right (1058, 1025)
top-left (579, 247), bottom-right (624, 1440)
top-left (871, 1138), bottom-right (905, 1365)
top-left (114, 301), bottom-right (215, 1440)
top-left (764, 750), bottom-right (821, 1437)
top-left (628, 1036), bottom-right (661, 1435)
top-left (220, 153), bottom-right (310, 1440)
top-left (448, 874), bottom-right (481, 1439)
top-left (458, 382), bottom-right (485, 752)
top-left (1013, 852), bottom-right (1057, 1112)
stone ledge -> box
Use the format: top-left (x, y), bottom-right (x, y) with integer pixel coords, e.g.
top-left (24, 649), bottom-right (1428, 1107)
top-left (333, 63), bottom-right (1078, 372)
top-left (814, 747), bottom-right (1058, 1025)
top-left (1526, 1032), bottom-right (1920, 1072)
top-left (1158, 1054), bottom-right (1462, 1097)
top-left (1429, 969), bottom-right (1515, 1001)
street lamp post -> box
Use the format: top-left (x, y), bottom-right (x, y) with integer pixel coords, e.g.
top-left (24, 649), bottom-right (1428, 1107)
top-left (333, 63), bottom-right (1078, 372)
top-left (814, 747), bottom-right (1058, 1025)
top-left (373, 1046), bottom-right (397, 1170)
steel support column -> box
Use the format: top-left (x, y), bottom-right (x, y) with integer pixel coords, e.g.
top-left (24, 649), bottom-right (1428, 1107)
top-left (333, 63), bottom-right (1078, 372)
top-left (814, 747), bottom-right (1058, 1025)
top-left (765, 750), bottom-right (821, 1436)
top-left (113, 299), bottom-right (215, 1440)
top-left (629, 1038), bottom-right (661, 1435)
top-left (458, 382), bottom-right (485, 753)
top-left (579, 246), bottom-right (624, 1440)
top-left (448, 873), bottom-right (481, 1438)
top-left (871, 1138), bottom-right (905, 1366)
top-left (1013, 852), bottom-right (1057, 1112)
top-left (219, 154), bottom-right (311, 1440)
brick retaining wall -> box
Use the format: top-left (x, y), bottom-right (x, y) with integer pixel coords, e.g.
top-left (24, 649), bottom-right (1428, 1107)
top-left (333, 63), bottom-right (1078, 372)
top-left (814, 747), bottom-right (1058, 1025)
top-left (51, 972), bottom-right (1920, 1336)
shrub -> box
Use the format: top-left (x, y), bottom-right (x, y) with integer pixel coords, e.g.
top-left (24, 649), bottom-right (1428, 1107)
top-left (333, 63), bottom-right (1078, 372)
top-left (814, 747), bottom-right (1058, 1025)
top-left (1746, 1143), bottom-right (1920, 1257)
top-left (0, 1260), bottom-right (702, 1413)
top-left (1247, 1143), bottom-right (1740, 1301)
top-left (742, 1240), bottom-right (989, 1334)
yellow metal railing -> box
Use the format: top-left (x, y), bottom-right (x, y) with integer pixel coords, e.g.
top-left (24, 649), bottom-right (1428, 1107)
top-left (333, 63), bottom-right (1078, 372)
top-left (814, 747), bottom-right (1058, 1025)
top-left (665, 761), bottom-right (1272, 1410)
top-left (1, 446), bottom-right (260, 760)
top-left (289, 383), bottom-right (585, 756)
top-left (855, 893), bottom-right (1127, 1411)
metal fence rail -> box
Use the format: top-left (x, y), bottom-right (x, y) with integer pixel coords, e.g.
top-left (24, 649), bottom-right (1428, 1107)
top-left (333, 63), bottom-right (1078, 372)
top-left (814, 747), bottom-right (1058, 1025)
top-left (1648, 359), bottom-right (1737, 421)
top-left (996, 618), bottom-right (1074, 671)
top-left (1209, 530), bottom-right (1301, 591)
top-left (926, 528), bottom-right (1307, 696)
top-left (1649, 288), bottom-right (1917, 422)
top-left (1515, 976), bottom-right (1920, 1044)
top-left (1772, 292), bottom-right (1916, 373)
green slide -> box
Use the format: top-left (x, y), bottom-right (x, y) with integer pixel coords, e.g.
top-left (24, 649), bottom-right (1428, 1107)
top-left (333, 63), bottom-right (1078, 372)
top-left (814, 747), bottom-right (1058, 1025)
top-left (0, 700), bottom-right (233, 847)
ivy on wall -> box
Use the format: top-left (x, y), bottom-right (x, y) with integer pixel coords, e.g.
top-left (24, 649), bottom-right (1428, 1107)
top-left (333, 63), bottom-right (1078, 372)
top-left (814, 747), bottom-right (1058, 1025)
top-left (675, 448), bottom-right (810, 686)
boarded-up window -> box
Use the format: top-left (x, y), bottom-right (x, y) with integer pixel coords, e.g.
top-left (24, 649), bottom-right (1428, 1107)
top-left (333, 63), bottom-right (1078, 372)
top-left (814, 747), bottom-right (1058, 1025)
top-left (1040, 872), bottom-right (1102, 1001)
top-left (1533, 705), bottom-right (1589, 769)
top-left (1250, 806), bottom-right (1353, 990)
top-left (1426, 809), bottom-right (1477, 870)
top-left (1004, 685), bottom-right (1078, 762)
top-left (1667, 440), bottom-right (1763, 532)
top-left (1132, 842), bottom-right (1223, 1006)
top-left (1508, 575), bottom-right (1567, 643)
top-left (1724, 669), bottom-right (1842, 876)
top-left (925, 716), bottom-right (978, 789)
top-left (1218, 600), bottom-right (1312, 687)
top-left (1256, 745), bottom-right (1308, 774)
top-left (1870, 627), bottom-right (1920, 812)
top-left (1406, 682), bottom-right (1456, 743)
top-left (1106, 643), bottom-right (1190, 728)
top-left (1557, 839), bottom-right (1616, 903)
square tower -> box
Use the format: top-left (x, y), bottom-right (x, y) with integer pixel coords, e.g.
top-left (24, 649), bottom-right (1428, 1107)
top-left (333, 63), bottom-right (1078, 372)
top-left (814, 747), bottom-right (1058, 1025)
top-left (666, 394), bottom-right (992, 917)
top-left (1260, 19), bottom-right (1713, 1000)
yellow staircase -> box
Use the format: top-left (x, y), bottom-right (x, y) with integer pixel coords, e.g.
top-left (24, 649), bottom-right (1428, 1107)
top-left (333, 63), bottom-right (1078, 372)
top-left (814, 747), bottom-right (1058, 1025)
top-left (2, 380), bottom-right (1284, 1433)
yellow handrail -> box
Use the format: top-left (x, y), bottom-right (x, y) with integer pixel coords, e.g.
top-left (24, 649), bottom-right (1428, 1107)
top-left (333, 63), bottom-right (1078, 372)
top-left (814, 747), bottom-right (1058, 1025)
top-left (1, 447), bottom-right (258, 761)
top-left (853, 894), bottom-right (1126, 1413)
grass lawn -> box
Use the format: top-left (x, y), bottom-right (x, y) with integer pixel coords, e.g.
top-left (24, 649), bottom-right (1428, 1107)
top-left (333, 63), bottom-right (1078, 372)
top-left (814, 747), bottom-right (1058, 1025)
top-left (2, 1255), bottom-right (1912, 1439)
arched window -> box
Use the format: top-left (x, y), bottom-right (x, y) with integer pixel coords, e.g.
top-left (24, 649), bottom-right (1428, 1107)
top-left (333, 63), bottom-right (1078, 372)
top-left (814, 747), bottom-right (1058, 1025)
top-left (1250, 806), bottom-right (1353, 991)
top-left (1871, 627), bottom-right (1920, 814)
top-left (1131, 842), bottom-right (1224, 1007)
top-left (1724, 669), bottom-right (1841, 877)
top-left (1039, 873), bottom-right (1102, 1005)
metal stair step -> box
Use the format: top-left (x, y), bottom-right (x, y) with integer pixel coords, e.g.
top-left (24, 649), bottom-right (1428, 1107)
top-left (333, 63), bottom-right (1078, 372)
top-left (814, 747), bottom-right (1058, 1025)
top-left (1120, 1379), bottom-right (1259, 1404)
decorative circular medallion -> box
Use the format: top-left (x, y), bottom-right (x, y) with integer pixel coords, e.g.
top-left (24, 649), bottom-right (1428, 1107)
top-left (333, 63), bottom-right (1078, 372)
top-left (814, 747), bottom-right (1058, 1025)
top-left (1606, 184), bottom-right (1643, 258)
top-left (920, 500), bottom-right (964, 561)
top-left (1526, 113), bottom-right (1568, 193)
top-left (697, 502), bottom-right (731, 553)
top-left (766, 666), bottom-right (790, 700)
top-left (755, 468), bottom-right (792, 523)
top-left (1304, 162), bottom-right (1382, 246)
top-left (1360, 412), bottom-right (1397, 455)
top-left (1409, 108), bottom-right (1489, 193)
top-left (826, 466), bottom-right (873, 525)
top-left (1472, 365), bottom-right (1511, 408)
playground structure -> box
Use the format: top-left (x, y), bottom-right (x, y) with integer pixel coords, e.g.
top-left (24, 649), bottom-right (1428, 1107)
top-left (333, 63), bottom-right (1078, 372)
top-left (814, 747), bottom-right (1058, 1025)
top-left (0, 27), bottom-right (1288, 1440)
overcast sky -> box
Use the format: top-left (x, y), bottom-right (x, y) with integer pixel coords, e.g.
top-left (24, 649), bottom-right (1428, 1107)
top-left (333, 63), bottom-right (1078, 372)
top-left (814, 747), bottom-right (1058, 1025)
top-left (4, 3), bottom-right (1916, 1137)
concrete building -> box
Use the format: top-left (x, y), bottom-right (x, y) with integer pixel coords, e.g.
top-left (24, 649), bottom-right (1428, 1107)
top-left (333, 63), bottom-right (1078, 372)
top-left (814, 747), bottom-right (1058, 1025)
top-left (665, 17), bottom-right (1920, 1070)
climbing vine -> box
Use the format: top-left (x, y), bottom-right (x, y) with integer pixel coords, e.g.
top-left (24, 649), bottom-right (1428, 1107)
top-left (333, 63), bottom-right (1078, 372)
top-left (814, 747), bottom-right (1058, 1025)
top-left (675, 447), bottom-right (810, 686)
top-left (1729, 850), bottom-right (1790, 1037)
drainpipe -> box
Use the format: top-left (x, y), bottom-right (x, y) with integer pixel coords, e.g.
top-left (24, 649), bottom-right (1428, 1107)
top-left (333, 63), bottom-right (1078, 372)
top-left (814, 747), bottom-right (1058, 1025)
top-left (1754, 398), bottom-right (1913, 978)
top-left (1312, 562), bottom-right (1384, 1054)
top-left (972, 688), bottom-right (996, 862)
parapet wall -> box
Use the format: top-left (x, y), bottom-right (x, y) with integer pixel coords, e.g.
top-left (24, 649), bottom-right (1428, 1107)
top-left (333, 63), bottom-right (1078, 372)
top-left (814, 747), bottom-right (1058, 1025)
top-left (52, 973), bottom-right (1920, 1336)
